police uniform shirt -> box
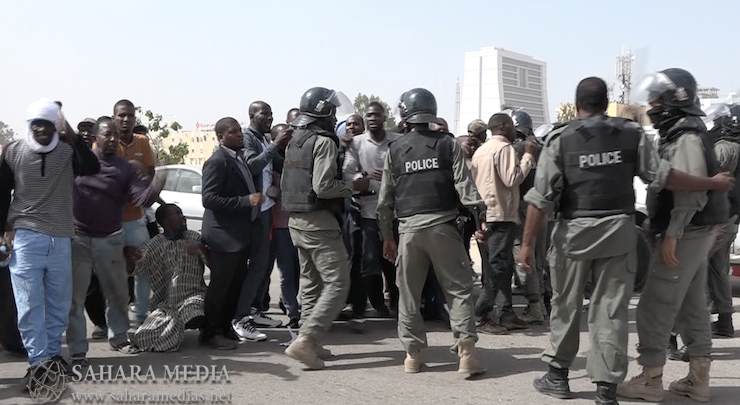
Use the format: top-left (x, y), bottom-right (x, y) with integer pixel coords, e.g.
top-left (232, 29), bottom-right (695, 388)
top-left (524, 121), bottom-right (670, 259)
top-left (714, 139), bottom-right (740, 230)
top-left (655, 132), bottom-right (710, 238)
top-left (376, 137), bottom-right (485, 242)
top-left (288, 135), bottom-right (354, 232)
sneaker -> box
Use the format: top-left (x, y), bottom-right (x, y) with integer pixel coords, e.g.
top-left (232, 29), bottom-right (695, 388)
top-left (71, 354), bottom-right (89, 367)
top-left (231, 317), bottom-right (268, 342)
top-left (91, 325), bottom-right (107, 340)
top-left (110, 341), bottom-right (141, 354)
top-left (250, 312), bottom-right (283, 328)
top-left (50, 355), bottom-right (73, 376)
top-left (128, 303), bottom-right (137, 313)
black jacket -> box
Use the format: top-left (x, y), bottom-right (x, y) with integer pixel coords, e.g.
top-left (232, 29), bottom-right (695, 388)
top-left (242, 126), bottom-right (284, 192)
top-left (201, 147), bottom-right (257, 253)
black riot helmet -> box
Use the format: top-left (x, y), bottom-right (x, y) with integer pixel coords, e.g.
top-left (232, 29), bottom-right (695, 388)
top-left (396, 88), bottom-right (442, 125)
top-left (633, 68), bottom-right (704, 117)
top-left (511, 110), bottom-right (533, 136)
top-left (723, 104), bottom-right (740, 134)
top-left (292, 87), bottom-right (342, 127)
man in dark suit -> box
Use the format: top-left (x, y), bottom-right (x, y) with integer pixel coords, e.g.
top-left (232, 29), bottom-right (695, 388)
top-left (201, 117), bottom-right (264, 350)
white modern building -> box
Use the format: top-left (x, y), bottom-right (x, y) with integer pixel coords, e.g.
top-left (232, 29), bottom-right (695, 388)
top-left (457, 47), bottom-right (550, 135)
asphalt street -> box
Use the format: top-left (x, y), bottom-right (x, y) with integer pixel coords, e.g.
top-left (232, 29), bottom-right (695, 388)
top-left (1, 243), bottom-right (739, 405)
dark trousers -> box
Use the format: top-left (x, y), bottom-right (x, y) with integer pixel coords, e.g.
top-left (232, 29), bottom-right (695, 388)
top-left (361, 218), bottom-right (399, 311)
top-left (85, 273), bottom-right (107, 328)
top-left (474, 222), bottom-right (516, 320)
top-left (421, 266), bottom-right (449, 325)
top-left (203, 248), bottom-right (250, 338)
top-left (274, 228), bottom-right (300, 321)
top-left (234, 212), bottom-right (268, 319)
top-left (0, 265), bottom-right (24, 353)
top-left (346, 229), bottom-right (366, 314)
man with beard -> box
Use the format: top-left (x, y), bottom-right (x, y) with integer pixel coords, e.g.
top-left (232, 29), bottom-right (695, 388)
top-left (0, 99), bottom-right (99, 388)
top-left (130, 204), bottom-right (208, 352)
top-left (343, 102), bottom-right (401, 316)
top-left (67, 117), bottom-right (165, 365)
top-left (231, 101), bottom-right (291, 341)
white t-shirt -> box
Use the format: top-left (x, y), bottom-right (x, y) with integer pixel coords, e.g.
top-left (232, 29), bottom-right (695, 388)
top-left (260, 138), bottom-right (275, 212)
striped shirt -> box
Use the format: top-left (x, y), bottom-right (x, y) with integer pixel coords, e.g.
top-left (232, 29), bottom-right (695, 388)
top-left (131, 230), bottom-right (206, 352)
top-left (0, 139), bottom-right (100, 237)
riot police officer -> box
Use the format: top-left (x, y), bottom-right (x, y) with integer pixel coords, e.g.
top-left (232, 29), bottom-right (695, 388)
top-left (376, 88), bottom-right (486, 376)
top-left (707, 104), bottom-right (740, 338)
top-left (618, 68), bottom-right (729, 403)
top-left (281, 87), bottom-right (355, 370)
top-left (518, 76), bottom-right (731, 405)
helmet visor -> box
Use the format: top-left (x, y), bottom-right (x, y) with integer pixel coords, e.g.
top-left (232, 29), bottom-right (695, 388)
top-left (702, 103), bottom-right (731, 131)
top-left (333, 91), bottom-right (354, 118)
top-left (632, 72), bottom-right (678, 106)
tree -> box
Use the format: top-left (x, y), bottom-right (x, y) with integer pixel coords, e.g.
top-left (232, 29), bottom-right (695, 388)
top-left (353, 93), bottom-right (397, 130)
top-left (134, 107), bottom-right (186, 165)
top-left (0, 121), bottom-right (16, 145)
top-left (557, 103), bottom-right (577, 123)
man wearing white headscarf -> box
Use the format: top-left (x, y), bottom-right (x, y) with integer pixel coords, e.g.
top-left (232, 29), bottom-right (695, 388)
top-left (0, 99), bottom-right (99, 390)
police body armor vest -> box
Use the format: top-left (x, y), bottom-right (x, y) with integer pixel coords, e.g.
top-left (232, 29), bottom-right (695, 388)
top-left (557, 115), bottom-right (639, 219)
top-left (651, 128), bottom-right (729, 233)
top-left (281, 128), bottom-right (344, 213)
top-left (389, 130), bottom-right (457, 218)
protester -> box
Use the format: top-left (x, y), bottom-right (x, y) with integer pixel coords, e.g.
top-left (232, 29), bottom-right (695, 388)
top-left (0, 99), bottom-right (100, 388)
top-left (67, 117), bottom-right (165, 365)
top-left (201, 117), bottom-right (264, 350)
top-left (130, 204), bottom-right (207, 352)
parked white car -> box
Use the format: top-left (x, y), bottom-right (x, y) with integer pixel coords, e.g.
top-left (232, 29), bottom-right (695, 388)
top-left (153, 164), bottom-right (204, 232)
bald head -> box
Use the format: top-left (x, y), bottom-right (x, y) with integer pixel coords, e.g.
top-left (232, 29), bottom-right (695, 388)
top-left (248, 101), bottom-right (273, 133)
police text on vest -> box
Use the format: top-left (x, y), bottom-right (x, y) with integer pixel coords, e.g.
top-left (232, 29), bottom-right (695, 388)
top-left (579, 151), bottom-right (622, 169)
top-left (405, 158), bottom-right (439, 173)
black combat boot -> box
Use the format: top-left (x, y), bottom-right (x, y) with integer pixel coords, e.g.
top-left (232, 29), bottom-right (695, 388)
top-left (595, 382), bottom-right (619, 405)
top-left (712, 313), bottom-right (735, 338)
top-left (533, 365), bottom-right (572, 399)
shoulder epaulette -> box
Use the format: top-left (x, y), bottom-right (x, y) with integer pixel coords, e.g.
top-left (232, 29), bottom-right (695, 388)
top-left (544, 122), bottom-right (570, 146)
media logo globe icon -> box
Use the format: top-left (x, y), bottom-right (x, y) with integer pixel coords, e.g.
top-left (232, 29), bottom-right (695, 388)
top-left (28, 359), bottom-right (68, 402)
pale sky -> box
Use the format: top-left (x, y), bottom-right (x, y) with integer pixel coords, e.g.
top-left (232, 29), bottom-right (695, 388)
top-left (1, 0), bottom-right (738, 137)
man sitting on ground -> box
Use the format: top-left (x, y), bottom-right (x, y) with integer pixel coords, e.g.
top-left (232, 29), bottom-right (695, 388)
top-left (130, 204), bottom-right (208, 352)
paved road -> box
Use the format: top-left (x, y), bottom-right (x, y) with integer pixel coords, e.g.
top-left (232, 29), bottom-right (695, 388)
top-left (1, 246), bottom-right (739, 405)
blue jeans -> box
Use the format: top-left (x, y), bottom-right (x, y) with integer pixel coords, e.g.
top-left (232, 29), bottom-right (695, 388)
top-left (123, 218), bottom-right (151, 323)
top-left (274, 228), bottom-right (300, 321)
top-left (9, 229), bottom-right (72, 366)
top-left (67, 233), bottom-right (130, 355)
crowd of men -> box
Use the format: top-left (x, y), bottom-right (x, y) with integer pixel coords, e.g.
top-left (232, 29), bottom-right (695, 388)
top-left (0, 66), bottom-right (738, 405)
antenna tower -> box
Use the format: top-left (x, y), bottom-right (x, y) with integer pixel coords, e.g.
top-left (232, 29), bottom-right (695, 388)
top-left (616, 48), bottom-right (635, 104)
